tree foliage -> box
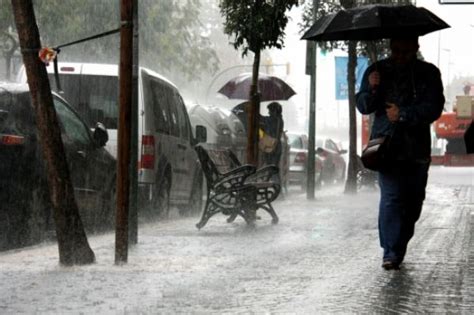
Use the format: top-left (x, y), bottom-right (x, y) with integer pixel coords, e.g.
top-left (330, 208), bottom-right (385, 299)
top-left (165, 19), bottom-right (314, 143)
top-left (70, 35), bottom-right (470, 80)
top-left (1, 0), bottom-right (219, 81)
top-left (139, 0), bottom-right (219, 80)
top-left (219, 0), bottom-right (299, 56)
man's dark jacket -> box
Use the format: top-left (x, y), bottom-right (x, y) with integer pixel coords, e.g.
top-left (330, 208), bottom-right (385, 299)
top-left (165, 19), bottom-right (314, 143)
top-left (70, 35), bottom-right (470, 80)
top-left (356, 58), bottom-right (445, 163)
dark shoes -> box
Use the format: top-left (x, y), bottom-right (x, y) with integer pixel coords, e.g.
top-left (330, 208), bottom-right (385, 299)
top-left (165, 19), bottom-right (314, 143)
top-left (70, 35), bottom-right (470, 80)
top-left (382, 260), bottom-right (400, 270)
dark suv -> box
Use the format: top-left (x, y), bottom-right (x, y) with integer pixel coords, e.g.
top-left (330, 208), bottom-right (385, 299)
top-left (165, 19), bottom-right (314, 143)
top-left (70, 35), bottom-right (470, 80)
top-left (0, 83), bottom-right (116, 250)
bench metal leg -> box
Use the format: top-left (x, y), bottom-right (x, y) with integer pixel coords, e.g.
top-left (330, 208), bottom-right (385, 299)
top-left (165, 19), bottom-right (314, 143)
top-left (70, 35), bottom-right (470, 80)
top-left (226, 212), bottom-right (238, 223)
top-left (260, 204), bottom-right (279, 224)
top-left (196, 199), bottom-right (222, 229)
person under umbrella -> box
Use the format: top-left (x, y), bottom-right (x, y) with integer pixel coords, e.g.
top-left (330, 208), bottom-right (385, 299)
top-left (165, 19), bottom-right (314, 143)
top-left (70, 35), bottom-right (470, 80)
top-left (356, 37), bottom-right (445, 270)
top-left (259, 102), bottom-right (284, 173)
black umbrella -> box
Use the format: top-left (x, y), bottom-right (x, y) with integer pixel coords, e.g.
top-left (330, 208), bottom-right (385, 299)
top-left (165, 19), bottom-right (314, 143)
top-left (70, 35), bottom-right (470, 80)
top-left (301, 4), bottom-right (450, 41)
top-left (218, 73), bottom-right (296, 102)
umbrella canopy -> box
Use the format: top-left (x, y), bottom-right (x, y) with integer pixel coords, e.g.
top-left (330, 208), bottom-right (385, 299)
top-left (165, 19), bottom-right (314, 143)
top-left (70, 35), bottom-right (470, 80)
top-left (301, 4), bottom-right (450, 41)
top-left (217, 73), bottom-right (296, 102)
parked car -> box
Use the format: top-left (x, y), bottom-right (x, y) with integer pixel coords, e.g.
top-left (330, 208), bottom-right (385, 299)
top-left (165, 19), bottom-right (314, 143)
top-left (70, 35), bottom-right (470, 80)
top-left (315, 137), bottom-right (347, 184)
top-left (220, 107), bottom-right (248, 164)
top-left (287, 133), bottom-right (323, 191)
top-left (18, 63), bottom-right (207, 217)
top-left (0, 83), bottom-right (116, 250)
top-left (186, 103), bottom-right (234, 151)
top-left (287, 133), bottom-right (347, 191)
top-left (186, 103), bottom-right (248, 163)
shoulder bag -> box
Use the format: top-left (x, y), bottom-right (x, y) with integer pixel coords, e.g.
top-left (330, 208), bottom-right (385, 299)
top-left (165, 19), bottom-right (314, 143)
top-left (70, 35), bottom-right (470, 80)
top-left (361, 136), bottom-right (390, 171)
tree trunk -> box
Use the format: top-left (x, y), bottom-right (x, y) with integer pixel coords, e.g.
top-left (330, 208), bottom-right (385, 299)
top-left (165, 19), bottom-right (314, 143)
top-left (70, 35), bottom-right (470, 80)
top-left (11, 0), bottom-right (95, 266)
top-left (344, 41), bottom-right (358, 194)
top-left (246, 48), bottom-right (261, 166)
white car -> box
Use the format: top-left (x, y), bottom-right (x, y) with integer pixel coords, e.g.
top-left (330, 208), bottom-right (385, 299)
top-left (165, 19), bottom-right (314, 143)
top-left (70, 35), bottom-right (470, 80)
top-left (18, 62), bottom-right (207, 216)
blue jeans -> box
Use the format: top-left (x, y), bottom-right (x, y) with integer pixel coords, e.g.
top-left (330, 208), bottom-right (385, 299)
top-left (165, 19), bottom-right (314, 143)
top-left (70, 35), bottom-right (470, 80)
top-left (378, 162), bottom-right (429, 263)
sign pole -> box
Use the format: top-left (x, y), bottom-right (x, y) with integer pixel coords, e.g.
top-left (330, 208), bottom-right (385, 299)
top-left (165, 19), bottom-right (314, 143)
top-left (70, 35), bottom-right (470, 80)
top-left (306, 0), bottom-right (320, 199)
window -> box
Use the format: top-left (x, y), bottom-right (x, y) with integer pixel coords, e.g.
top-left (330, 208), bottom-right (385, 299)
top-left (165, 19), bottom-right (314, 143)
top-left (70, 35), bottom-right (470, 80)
top-left (48, 73), bottom-right (119, 128)
top-left (168, 89), bottom-right (180, 137)
top-left (53, 97), bottom-right (91, 147)
top-left (148, 78), bottom-right (170, 134)
top-left (175, 94), bottom-right (190, 141)
top-left (288, 135), bottom-right (303, 149)
top-left (325, 139), bottom-right (338, 152)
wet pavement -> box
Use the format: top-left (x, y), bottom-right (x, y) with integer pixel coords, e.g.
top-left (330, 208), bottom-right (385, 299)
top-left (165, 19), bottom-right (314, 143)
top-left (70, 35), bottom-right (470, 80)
top-left (0, 166), bottom-right (472, 313)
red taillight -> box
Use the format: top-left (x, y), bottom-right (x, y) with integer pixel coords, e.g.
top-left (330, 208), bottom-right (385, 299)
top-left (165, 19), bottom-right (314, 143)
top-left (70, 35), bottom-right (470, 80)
top-left (0, 134), bottom-right (25, 146)
top-left (140, 135), bottom-right (155, 169)
top-left (294, 152), bottom-right (307, 163)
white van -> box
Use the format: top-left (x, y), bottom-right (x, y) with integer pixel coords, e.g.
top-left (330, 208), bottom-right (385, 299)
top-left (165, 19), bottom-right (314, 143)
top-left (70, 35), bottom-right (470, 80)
top-left (18, 63), bottom-right (207, 216)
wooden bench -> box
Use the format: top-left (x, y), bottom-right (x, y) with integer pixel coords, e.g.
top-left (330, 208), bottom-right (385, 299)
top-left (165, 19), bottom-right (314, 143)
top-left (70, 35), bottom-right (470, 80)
top-left (195, 145), bottom-right (280, 229)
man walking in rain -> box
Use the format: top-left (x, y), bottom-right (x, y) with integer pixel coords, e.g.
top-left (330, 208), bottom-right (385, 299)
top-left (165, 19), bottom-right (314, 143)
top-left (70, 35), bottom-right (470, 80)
top-left (356, 38), bottom-right (445, 270)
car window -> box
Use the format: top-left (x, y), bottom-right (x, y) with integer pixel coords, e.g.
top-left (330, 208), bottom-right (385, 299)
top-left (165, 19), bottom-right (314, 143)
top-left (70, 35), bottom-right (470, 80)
top-left (53, 97), bottom-right (91, 147)
top-left (48, 73), bottom-right (119, 129)
top-left (175, 94), bottom-right (190, 141)
top-left (288, 134), bottom-right (303, 149)
top-left (148, 77), bottom-right (170, 134)
top-left (168, 89), bottom-right (180, 137)
top-left (325, 139), bottom-right (338, 152)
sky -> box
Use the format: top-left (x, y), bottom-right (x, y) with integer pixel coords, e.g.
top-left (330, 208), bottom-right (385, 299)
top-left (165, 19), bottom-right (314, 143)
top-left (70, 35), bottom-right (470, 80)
top-left (417, 0), bottom-right (474, 80)
top-left (265, 1), bottom-right (474, 139)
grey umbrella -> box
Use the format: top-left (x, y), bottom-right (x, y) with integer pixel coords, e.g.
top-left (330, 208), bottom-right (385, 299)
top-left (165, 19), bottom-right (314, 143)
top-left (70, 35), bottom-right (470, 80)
top-left (301, 4), bottom-right (450, 42)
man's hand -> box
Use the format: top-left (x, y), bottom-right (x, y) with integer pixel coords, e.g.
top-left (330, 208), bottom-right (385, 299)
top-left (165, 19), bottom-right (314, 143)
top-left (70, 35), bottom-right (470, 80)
top-left (368, 71), bottom-right (380, 90)
top-left (386, 102), bottom-right (400, 123)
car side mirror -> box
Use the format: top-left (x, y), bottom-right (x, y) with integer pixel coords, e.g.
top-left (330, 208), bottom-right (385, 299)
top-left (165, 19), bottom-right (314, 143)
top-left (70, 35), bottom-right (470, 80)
top-left (93, 122), bottom-right (109, 147)
top-left (195, 125), bottom-right (207, 144)
top-left (339, 149), bottom-right (348, 154)
top-left (315, 147), bottom-right (324, 155)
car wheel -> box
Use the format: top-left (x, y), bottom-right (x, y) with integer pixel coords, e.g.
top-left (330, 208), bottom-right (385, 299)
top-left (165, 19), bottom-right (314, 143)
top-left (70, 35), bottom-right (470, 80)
top-left (322, 164), bottom-right (336, 185)
top-left (154, 176), bottom-right (170, 218)
top-left (336, 164), bottom-right (346, 184)
top-left (300, 177), bottom-right (307, 192)
top-left (315, 173), bottom-right (322, 190)
top-left (179, 172), bottom-right (203, 216)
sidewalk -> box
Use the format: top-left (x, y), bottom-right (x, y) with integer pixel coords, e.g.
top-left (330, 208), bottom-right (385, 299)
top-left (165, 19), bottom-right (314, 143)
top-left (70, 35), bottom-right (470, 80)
top-left (0, 168), bottom-right (473, 313)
